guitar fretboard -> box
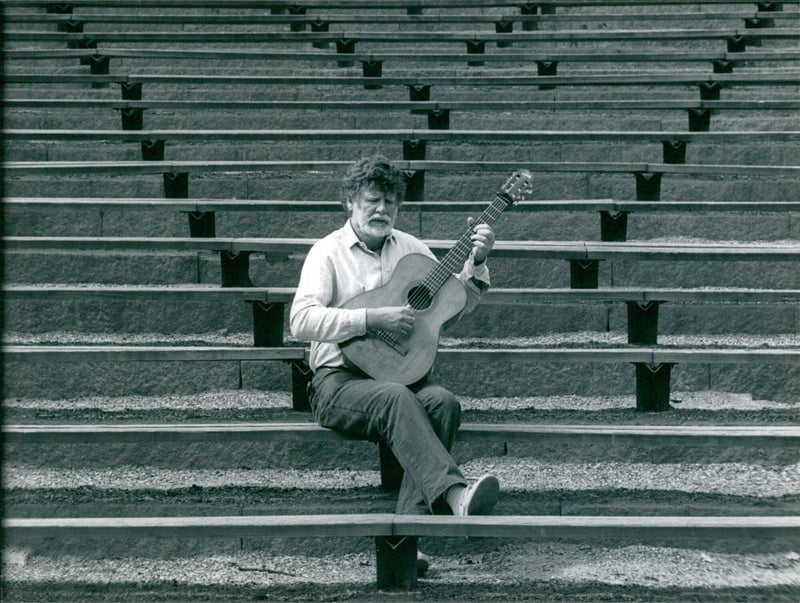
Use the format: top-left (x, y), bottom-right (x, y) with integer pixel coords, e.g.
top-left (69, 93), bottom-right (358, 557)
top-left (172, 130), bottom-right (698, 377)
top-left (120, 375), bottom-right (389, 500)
top-left (420, 193), bottom-right (512, 296)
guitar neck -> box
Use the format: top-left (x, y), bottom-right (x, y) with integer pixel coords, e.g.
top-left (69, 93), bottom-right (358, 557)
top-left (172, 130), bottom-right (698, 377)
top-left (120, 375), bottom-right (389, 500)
top-left (423, 192), bottom-right (513, 294)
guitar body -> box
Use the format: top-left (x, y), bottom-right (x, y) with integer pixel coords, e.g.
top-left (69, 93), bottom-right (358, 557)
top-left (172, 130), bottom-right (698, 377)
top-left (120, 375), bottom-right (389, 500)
top-left (338, 253), bottom-right (467, 385)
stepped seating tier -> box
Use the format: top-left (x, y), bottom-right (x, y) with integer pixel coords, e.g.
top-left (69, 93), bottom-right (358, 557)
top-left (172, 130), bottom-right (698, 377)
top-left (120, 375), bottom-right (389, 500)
top-left (4, 0), bottom-right (799, 596)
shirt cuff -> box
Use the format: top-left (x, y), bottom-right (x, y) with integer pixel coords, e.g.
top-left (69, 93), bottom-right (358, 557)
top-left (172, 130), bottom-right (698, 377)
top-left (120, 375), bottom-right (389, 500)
top-left (463, 254), bottom-right (491, 289)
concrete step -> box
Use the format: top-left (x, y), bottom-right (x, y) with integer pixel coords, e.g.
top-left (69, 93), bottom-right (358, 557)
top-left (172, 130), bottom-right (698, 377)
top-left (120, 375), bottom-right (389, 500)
top-left (2, 332), bottom-right (798, 400)
top-left (3, 287), bottom-right (799, 336)
top-left (4, 170), bottom-right (799, 203)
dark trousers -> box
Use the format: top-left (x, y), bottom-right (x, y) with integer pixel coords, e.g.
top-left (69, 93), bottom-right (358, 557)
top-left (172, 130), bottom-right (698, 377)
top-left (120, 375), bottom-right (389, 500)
top-left (310, 367), bottom-right (467, 514)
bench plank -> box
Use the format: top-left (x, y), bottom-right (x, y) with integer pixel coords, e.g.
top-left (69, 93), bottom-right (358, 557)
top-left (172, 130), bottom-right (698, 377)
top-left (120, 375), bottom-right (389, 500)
top-left (3, 514), bottom-right (797, 542)
top-left (4, 346), bottom-right (799, 364)
top-left (10, 49), bottom-right (800, 64)
top-left (1, 514), bottom-right (396, 539)
top-left (5, 422), bottom-right (799, 447)
top-left (5, 198), bottom-right (800, 213)
top-left (1, 346), bottom-right (308, 362)
top-left (6, 28), bottom-right (800, 43)
top-left (3, 160), bottom-right (797, 177)
top-left (4, 0), bottom-right (799, 7)
top-left (6, 100), bottom-right (800, 112)
top-left (5, 237), bottom-right (798, 262)
top-left (4, 10), bottom-right (799, 25)
top-left (6, 285), bottom-right (800, 304)
top-left (7, 129), bottom-right (800, 143)
top-left (5, 72), bottom-right (800, 88)
top-left (394, 515), bottom-right (800, 540)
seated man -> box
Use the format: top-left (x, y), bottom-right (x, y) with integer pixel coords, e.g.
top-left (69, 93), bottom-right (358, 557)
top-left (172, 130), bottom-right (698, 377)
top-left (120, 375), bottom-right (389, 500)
top-left (290, 155), bottom-right (500, 524)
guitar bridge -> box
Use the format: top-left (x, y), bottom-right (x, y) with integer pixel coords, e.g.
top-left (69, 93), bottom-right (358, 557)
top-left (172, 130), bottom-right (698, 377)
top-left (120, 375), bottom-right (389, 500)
top-left (375, 330), bottom-right (409, 356)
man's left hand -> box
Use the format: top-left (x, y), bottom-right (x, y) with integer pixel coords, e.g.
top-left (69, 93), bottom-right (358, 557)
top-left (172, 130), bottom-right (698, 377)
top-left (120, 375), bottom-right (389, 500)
top-left (467, 217), bottom-right (495, 264)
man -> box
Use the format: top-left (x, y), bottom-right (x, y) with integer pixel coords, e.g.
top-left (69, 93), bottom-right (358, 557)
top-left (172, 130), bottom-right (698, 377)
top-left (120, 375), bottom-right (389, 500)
top-left (290, 155), bottom-right (500, 526)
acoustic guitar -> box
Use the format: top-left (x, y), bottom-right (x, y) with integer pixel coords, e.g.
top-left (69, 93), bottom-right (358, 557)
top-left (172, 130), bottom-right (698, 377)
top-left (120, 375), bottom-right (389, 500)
top-left (338, 169), bottom-right (533, 385)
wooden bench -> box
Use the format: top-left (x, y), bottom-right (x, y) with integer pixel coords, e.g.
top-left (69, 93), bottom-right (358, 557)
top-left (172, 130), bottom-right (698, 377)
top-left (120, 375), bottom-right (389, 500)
top-left (5, 73), bottom-right (798, 112)
top-left (7, 27), bottom-right (800, 45)
top-left (5, 98), bottom-right (800, 132)
top-left (4, 513), bottom-right (798, 589)
top-left (4, 159), bottom-right (797, 204)
top-left (5, 343), bottom-right (799, 412)
top-left (5, 9), bottom-right (799, 27)
top-left (7, 421), bottom-right (800, 448)
top-left (6, 236), bottom-right (799, 289)
top-left (5, 420), bottom-right (799, 493)
top-left (8, 48), bottom-right (799, 76)
top-left (8, 197), bottom-right (797, 246)
top-left (4, 0), bottom-right (799, 9)
top-left (8, 128), bottom-right (797, 172)
top-left (6, 283), bottom-right (800, 349)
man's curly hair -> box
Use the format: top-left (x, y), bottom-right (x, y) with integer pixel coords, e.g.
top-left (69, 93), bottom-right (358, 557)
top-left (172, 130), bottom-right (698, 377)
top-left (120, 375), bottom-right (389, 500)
top-left (340, 155), bottom-right (406, 213)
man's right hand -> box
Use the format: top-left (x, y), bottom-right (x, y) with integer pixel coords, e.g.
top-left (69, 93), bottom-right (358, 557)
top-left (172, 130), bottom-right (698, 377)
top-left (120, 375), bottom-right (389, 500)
top-left (366, 306), bottom-right (416, 336)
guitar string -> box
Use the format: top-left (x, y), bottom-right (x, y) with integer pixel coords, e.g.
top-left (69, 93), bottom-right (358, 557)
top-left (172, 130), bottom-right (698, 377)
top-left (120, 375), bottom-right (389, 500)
top-left (406, 197), bottom-right (506, 307)
top-left (406, 200), bottom-right (505, 308)
top-left (372, 183), bottom-right (525, 349)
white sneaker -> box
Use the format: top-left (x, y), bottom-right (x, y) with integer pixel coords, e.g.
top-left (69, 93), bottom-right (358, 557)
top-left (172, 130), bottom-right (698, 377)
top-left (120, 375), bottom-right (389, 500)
top-left (455, 474), bottom-right (499, 516)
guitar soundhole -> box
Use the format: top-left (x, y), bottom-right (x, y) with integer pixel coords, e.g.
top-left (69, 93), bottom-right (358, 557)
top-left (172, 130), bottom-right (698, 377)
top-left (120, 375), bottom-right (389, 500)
top-left (407, 285), bottom-right (433, 310)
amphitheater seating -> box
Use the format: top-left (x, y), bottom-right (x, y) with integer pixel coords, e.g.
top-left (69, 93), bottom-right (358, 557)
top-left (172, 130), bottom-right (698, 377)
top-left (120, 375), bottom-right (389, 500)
top-left (6, 513), bottom-right (796, 589)
top-left (3, 0), bottom-right (799, 596)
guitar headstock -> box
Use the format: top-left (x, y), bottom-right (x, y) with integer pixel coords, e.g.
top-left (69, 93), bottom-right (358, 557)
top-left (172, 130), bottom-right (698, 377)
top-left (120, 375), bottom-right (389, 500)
top-left (498, 169), bottom-right (533, 206)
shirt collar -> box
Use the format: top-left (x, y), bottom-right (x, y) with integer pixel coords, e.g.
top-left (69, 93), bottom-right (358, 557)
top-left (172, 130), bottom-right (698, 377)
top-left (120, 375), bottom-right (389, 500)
top-left (343, 219), bottom-right (396, 251)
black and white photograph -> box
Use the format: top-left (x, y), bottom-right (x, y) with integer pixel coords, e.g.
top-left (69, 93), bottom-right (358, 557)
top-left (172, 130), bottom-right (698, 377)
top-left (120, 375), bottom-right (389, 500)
top-left (2, 0), bottom-right (799, 600)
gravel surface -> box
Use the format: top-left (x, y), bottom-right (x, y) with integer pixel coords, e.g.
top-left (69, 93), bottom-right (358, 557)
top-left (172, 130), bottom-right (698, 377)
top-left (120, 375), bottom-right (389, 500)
top-left (3, 545), bottom-right (799, 594)
top-left (5, 330), bottom-right (800, 349)
top-left (5, 460), bottom-right (798, 498)
top-left (4, 389), bottom-right (797, 413)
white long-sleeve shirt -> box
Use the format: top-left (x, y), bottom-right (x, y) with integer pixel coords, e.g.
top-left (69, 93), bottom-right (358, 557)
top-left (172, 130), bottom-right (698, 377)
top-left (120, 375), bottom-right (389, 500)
top-left (290, 220), bottom-right (490, 372)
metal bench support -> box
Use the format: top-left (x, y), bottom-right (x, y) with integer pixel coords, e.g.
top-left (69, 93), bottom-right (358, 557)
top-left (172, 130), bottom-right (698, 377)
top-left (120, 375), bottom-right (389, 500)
top-left (362, 60), bottom-right (383, 89)
top-left (727, 35), bottom-right (747, 52)
top-left (163, 172), bottom-right (188, 198)
top-left (76, 37), bottom-right (97, 58)
top-left (89, 55), bottom-right (109, 88)
top-left (252, 302), bottom-right (284, 348)
top-left (635, 172), bottom-right (661, 201)
top-left (288, 5), bottom-right (307, 31)
top-left (427, 109), bottom-right (450, 130)
top-left (521, 3), bottom-right (538, 31)
top-left (600, 211), bottom-right (628, 242)
top-left (292, 360), bottom-right (313, 412)
top-left (403, 140), bottom-right (426, 161)
top-left (496, 20), bottom-right (513, 47)
top-left (635, 363), bottom-right (673, 412)
top-left (59, 19), bottom-right (83, 33)
top-left (311, 20), bottom-right (329, 48)
top-left (220, 251), bottom-right (252, 288)
top-left (121, 108), bottom-right (144, 131)
top-left (141, 140), bottom-right (165, 161)
top-left (405, 171), bottom-right (425, 202)
top-left (627, 301), bottom-right (660, 345)
top-left (467, 40), bottom-right (485, 67)
top-left (713, 59), bottom-right (734, 74)
top-left (187, 211), bottom-right (216, 238)
top-left (409, 85), bottom-right (431, 102)
top-left (688, 109), bottom-right (711, 132)
top-left (699, 81), bottom-right (721, 101)
top-left (121, 82), bottom-right (142, 101)
top-left (336, 38), bottom-right (355, 68)
top-left (662, 141), bottom-right (686, 165)
top-left (47, 3), bottom-right (73, 13)
top-left (570, 260), bottom-right (599, 289)
top-left (538, 61), bottom-right (557, 90)
top-left (376, 536), bottom-right (418, 590)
